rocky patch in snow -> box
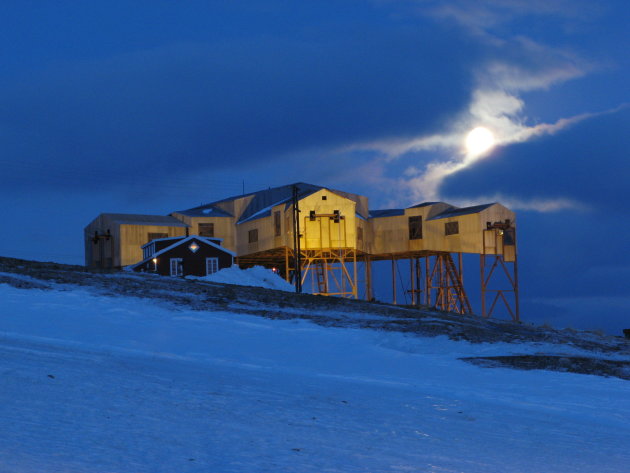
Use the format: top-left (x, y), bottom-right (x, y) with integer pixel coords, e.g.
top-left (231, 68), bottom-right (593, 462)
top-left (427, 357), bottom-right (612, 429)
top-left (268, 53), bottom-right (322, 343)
top-left (461, 355), bottom-right (630, 380)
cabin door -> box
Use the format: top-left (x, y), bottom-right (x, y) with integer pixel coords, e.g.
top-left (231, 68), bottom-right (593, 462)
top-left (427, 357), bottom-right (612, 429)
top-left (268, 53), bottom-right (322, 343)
top-left (206, 257), bottom-right (219, 275)
top-left (170, 258), bottom-right (183, 276)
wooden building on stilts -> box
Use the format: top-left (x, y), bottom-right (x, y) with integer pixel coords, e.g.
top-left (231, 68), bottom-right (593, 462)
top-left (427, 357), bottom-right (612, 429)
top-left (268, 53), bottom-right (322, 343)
top-left (84, 182), bottom-right (519, 321)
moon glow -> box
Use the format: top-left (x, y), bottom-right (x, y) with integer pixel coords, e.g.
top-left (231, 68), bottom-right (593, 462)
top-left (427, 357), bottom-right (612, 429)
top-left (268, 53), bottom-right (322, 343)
top-left (465, 127), bottom-right (495, 156)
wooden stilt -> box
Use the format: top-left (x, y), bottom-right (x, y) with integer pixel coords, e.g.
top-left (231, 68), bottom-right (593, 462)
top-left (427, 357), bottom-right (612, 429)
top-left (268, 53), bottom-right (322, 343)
top-left (391, 257), bottom-right (397, 305)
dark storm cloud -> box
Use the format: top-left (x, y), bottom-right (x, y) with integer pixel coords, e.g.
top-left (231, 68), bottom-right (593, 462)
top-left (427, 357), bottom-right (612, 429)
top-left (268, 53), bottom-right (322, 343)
top-left (0, 18), bottom-right (477, 191)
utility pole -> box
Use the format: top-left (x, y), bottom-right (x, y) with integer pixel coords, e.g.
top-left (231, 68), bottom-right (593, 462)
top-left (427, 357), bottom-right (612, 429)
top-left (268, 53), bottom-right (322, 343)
top-left (292, 185), bottom-right (302, 293)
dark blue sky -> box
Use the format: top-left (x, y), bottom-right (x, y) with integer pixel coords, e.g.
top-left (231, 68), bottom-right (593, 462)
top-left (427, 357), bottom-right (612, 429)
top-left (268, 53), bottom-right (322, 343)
top-left (1, 1), bottom-right (628, 333)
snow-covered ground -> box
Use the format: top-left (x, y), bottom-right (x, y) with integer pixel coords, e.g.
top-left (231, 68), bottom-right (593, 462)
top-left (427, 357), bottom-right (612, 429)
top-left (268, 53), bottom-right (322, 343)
top-left (1, 281), bottom-right (629, 472)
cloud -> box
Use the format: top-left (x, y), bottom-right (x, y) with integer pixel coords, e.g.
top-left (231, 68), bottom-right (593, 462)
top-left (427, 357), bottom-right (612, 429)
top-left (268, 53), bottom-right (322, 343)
top-left (0, 19), bottom-right (476, 193)
top-left (351, 65), bottom-right (595, 203)
top-left (441, 194), bottom-right (586, 213)
top-left (339, 0), bottom-right (624, 208)
top-left (416, 0), bottom-right (600, 37)
top-left (440, 105), bottom-right (630, 213)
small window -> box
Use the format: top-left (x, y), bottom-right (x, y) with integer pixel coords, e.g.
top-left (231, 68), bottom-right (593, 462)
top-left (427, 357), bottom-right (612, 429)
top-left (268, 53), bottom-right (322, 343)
top-left (148, 232), bottom-right (168, 243)
top-left (445, 221), bottom-right (459, 236)
top-left (322, 195), bottom-right (327, 200)
top-left (248, 229), bottom-right (258, 243)
top-left (274, 211), bottom-right (281, 236)
top-left (198, 223), bottom-right (214, 237)
top-left (143, 242), bottom-right (156, 260)
top-left (357, 226), bottom-right (363, 241)
top-left (206, 257), bottom-right (219, 275)
top-left (503, 228), bottom-right (516, 245)
top-left (409, 216), bottom-right (422, 240)
top-left (170, 258), bottom-right (183, 277)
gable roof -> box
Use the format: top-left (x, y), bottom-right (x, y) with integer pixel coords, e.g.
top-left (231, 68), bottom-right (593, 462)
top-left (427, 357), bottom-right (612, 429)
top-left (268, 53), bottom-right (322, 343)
top-left (177, 182), bottom-right (367, 225)
top-left (231, 182), bottom-right (322, 223)
top-left (175, 182), bottom-right (321, 223)
top-left (129, 235), bottom-right (235, 270)
top-left (140, 235), bottom-right (223, 249)
top-left (427, 203), bottom-right (496, 220)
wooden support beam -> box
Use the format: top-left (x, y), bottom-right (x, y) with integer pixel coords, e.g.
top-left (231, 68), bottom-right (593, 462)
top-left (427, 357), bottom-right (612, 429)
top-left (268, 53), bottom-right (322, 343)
top-left (391, 256), bottom-right (397, 305)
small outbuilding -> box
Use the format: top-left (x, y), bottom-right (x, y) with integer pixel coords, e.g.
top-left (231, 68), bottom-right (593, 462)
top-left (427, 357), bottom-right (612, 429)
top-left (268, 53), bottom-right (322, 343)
top-left (130, 235), bottom-right (235, 277)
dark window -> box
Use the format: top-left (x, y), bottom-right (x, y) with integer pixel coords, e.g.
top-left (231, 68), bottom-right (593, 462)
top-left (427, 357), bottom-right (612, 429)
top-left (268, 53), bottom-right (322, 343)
top-left (147, 232), bottom-right (168, 243)
top-left (248, 229), bottom-right (258, 243)
top-left (357, 227), bottom-right (363, 241)
top-left (408, 216), bottom-right (422, 240)
top-left (503, 228), bottom-right (515, 245)
top-left (198, 222), bottom-right (214, 237)
top-left (274, 211), bottom-right (281, 236)
top-left (322, 195), bottom-right (327, 200)
top-left (445, 221), bottom-right (459, 235)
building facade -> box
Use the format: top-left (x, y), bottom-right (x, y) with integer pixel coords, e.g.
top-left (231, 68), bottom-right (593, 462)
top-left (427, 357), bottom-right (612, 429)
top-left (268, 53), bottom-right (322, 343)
top-left (84, 183), bottom-right (518, 319)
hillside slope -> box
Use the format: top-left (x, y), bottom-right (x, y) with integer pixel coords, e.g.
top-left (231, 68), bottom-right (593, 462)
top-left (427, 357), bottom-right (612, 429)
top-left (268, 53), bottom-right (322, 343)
top-left (0, 257), bottom-right (629, 472)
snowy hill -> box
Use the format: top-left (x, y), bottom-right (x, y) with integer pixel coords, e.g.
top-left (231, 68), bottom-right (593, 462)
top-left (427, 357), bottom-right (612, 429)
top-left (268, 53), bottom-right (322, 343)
top-left (0, 257), bottom-right (629, 472)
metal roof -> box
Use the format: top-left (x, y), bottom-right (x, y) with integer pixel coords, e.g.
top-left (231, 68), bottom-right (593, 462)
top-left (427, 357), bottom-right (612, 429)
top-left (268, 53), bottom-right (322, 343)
top-left (177, 182), bottom-right (370, 224)
top-left (369, 208), bottom-right (405, 218)
top-left (236, 183), bottom-right (321, 223)
top-left (173, 206), bottom-right (234, 218)
top-left (407, 202), bottom-right (439, 209)
top-left (427, 203), bottom-right (496, 220)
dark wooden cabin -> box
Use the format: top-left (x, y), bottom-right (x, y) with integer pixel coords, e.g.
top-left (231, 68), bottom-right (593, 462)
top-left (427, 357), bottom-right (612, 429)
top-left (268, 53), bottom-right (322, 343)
top-left (130, 235), bottom-right (234, 277)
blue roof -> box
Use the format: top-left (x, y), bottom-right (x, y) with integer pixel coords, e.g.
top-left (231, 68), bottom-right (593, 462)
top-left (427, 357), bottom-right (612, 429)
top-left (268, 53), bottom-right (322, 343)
top-left (177, 182), bottom-right (369, 223)
top-left (173, 205), bottom-right (233, 218)
top-left (236, 183), bottom-right (321, 223)
top-left (407, 202), bottom-right (439, 209)
top-left (369, 208), bottom-right (405, 218)
top-left (427, 203), bottom-right (496, 220)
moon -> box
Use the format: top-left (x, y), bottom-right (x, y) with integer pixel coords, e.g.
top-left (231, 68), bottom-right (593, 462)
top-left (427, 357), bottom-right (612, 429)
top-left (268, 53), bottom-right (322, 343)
top-left (465, 127), bottom-right (495, 156)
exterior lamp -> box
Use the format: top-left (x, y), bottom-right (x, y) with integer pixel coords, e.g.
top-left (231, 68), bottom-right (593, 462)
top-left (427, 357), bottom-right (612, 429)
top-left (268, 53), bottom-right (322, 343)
top-left (189, 242), bottom-right (200, 253)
